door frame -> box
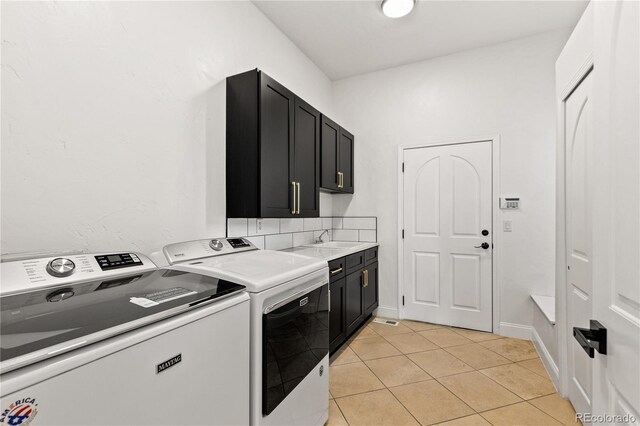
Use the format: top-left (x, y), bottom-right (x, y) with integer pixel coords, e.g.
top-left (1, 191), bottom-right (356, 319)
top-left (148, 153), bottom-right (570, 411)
top-left (555, 3), bottom-right (594, 398)
top-left (397, 135), bottom-right (502, 333)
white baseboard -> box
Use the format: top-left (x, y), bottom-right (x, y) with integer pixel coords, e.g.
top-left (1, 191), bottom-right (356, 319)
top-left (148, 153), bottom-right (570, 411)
top-left (531, 327), bottom-right (560, 390)
top-left (374, 306), bottom-right (399, 319)
top-left (499, 322), bottom-right (533, 340)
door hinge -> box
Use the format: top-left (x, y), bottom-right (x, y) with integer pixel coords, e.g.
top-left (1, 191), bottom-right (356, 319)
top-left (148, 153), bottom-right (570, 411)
top-left (402, 162), bottom-right (405, 172)
top-left (402, 296), bottom-right (405, 306)
top-left (402, 229), bottom-right (404, 239)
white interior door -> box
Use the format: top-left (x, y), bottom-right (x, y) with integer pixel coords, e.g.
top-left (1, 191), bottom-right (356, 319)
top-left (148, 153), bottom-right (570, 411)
top-left (591, 0), bottom-right (640, 421)
top-left (402, 141), bottom-right (492, 332)
top-left (565, 69), bottom-right (594, 417)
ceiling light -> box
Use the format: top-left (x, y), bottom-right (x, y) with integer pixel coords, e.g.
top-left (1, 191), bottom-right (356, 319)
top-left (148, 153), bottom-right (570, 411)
top-left (381, 0), bottom-right (415, 18)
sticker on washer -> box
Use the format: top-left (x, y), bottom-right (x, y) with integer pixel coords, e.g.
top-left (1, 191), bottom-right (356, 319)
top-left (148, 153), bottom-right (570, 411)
top-left (129, 297), bottom-right (159, 308)
top-left (130, 287), bottom-right (197, 308)
top-left (0, 397), bottom-right (39, 425)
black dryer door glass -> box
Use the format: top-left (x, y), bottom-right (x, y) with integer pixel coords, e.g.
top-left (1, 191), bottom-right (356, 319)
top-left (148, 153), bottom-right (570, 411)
top-left (262, 284), bottom-right (329, 415)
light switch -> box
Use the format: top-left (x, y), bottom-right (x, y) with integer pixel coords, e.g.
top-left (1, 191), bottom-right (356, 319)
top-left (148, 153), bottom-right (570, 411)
top-left (503, 220), bottom-right (512, 232)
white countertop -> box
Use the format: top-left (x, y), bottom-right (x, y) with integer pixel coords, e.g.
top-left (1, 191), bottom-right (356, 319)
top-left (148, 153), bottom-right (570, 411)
top-left (280, 242), bottom-right (378, 261)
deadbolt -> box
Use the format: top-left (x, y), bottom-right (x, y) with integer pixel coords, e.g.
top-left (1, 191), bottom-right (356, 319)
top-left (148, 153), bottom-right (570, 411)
top-left (482, 229), bottom-right (489, 236)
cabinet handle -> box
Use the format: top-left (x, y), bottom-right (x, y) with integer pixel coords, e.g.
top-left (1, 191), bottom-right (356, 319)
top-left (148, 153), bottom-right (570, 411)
top-left (362, 269), bottom-right (369, 287)
top-left (296, 182), bottom-right (301, 214)
top-left (291, 181), bottom-right (296, 214)
top-left (337, 171), bottom-right (343, 189)
top-left (330, 267), bottom-right (343, 275)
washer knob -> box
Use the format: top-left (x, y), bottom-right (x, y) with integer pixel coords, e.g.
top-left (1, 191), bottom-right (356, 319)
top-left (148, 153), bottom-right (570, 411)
top-left (46, 258), bottom-right (76, 278)
top-left (209, 239), bottom-right (224, 251)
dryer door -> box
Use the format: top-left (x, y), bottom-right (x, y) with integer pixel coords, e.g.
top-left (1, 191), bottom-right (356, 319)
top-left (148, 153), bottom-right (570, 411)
top-left (262, 284), bottom-right (329, 415)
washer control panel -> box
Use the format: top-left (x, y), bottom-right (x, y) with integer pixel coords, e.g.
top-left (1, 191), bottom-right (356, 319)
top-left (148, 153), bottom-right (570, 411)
top-left (0, 252), bottom-right (157, 296)
top-left (163, 237), bottom-right (257, 265)
top-left (94, 253), bottom-right (143, 271)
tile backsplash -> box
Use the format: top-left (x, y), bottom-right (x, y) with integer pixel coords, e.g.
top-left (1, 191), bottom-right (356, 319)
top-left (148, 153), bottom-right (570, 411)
top-left (226, 216), bottom-right (377, 250)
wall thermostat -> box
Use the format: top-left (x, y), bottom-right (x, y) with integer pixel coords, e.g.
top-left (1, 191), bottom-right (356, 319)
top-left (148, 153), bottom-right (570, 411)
top-left (500, 197), bottom-right (520, 209)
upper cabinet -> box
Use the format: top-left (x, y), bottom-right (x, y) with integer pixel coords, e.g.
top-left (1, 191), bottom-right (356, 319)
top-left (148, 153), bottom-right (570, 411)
top-left (226, 69), bottom-right (320, 218)
top-left (320, 115), bottom-right (354, 194)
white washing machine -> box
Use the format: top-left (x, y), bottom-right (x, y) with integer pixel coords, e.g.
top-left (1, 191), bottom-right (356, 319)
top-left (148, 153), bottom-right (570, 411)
top-left (0, 251), bottom-right (250, 425)
top-left (158, 237), bottom-right (330, 426)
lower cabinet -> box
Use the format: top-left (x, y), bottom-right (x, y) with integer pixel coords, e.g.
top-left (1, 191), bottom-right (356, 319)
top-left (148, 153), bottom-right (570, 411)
top-left (329, 277), bottom-right (346, 353)
top-left (345, 270), bottom-right (364, 336)
top-left (363, 261), bottom-right (378, 317)
top-left (329, 247), bottom-right (379, 355)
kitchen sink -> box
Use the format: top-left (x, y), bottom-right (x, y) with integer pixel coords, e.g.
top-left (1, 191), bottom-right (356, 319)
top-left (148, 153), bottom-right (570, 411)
top-left (307, 241), bottom-right (363, 249)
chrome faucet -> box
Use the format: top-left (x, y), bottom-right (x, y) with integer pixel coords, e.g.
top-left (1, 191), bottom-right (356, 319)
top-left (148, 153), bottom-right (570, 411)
top-left (315, 230), bottom-right (329, 244)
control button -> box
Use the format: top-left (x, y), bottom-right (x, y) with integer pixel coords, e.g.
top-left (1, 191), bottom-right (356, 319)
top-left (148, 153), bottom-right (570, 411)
top-left (46, 258), bottom-right (76, 278)
top-left (209, 239), bottom-right (224, 251)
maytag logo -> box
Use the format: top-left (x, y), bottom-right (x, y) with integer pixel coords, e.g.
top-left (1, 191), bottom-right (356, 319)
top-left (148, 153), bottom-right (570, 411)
top-left (157, 354), bottom-right (182, 374)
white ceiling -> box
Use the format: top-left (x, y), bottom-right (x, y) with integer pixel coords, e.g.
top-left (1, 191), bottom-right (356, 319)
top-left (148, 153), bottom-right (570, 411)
top-left (253, 0), bottom-right (588, 80)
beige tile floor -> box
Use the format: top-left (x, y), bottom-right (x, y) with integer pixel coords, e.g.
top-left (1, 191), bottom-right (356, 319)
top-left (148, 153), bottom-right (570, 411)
top-left (328, 318), bottom-right (580, 426)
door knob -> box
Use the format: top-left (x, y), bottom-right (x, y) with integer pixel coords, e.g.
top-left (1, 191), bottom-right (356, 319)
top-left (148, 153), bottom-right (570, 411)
top-left (474, 242), bottom-right (490, 249)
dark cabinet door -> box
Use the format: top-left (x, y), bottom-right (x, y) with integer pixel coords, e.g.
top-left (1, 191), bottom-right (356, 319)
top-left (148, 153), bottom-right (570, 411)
top-left (293, 97), bottom-right (320, 217)
top-left (329, 278), bottom-right (346, 353)
top-left (320, 116), bottom-right (340, 191)
top-left (339, 128), bottom-right (354, 194)
top-left (345, 270), bottom-right (364, 336)
top-left (260, 73), bottom-right (295, 217)
top-left (363, 262), bottom-right (379, 316)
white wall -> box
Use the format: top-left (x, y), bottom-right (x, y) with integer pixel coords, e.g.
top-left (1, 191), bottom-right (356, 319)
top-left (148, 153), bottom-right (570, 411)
top-left (331, 29), bottom-right (571, 331)
top-left (1, 1), bottom-right (333, 255)
top-left (1, 2), bottom-right (569, 333)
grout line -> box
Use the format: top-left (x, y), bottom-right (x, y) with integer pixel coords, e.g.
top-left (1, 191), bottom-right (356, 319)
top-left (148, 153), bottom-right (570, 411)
top-left (388, 392), bottom-right (422, 425)
top-left (435, 371), bottom-right (524, 410)
top-left (528, 395), bottom-right (579, 425)
top-left (332, 387), bottom-right (388, 401)
top-left (363, 353), bottom-right (473, 426)
top-left (331, 397), bottom-right (351, 425)
top-left (476, 399), bottom-right (533, 413)
top-left (383, 376), bottom-right (435, 390)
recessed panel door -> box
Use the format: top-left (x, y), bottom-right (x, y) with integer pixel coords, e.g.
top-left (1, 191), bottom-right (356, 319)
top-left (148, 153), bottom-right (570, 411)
top-left (293, 97), bottom-right (320, 217)
top-left (402, 141), bottom-right (492, 331)
top-left (338, 128), bottom-right (354, 193)
top-left (329, 278), bottom-right (346, 354)
top-left (260, 74), bottom-right (294, 217)
top-left (345, 271), bottom-right (364, 336)
top-left (591, 1), bottom-right (640, 420)
top-left (565, 71), bottom-right (593, 416)
top-left (321, 116), bottom-right (340, 191)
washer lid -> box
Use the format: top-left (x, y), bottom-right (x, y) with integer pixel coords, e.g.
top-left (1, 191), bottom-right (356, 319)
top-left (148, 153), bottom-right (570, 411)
top-left (169, 250), bottom-right (327, 292)
top-left (0, 269), bottom-right (245, 372)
